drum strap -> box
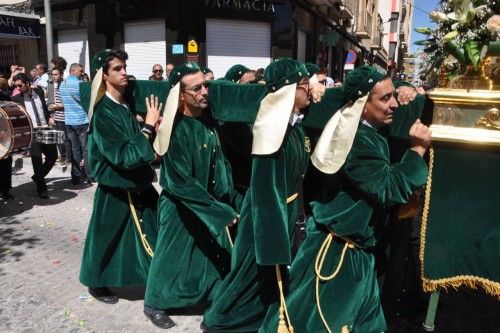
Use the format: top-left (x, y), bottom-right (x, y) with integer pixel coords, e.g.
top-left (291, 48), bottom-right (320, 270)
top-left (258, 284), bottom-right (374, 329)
top-left (28, 94), bottom-right (42, 127)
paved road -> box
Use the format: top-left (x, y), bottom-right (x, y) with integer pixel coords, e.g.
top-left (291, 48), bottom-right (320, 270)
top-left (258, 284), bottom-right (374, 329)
top-left (0, 155), bottom-right (201, 332)
top-left (1, 155), bottom-right (499, 333)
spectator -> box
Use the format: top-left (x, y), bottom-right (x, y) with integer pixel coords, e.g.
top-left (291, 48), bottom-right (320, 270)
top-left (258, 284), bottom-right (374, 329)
top-left (149, 64), bottom-right (164, 81)
top-left (8, 65), bottom-right (25, 96)
top-left (165, 63), bottom-right (174, 80)
top-left (48, 67), bottom-right (71, 165)
top-left (11, 73), bottom-right (57, 199)
top-left (34, 63), bottom-right (49, 90)
top-left (29, 68), bottom-right (39, 83)
top-left (50, 56), bottom-right (67, 72)
top-left (81, 72), bottom-right (90, 81)
top-left (59, 63), bottom-right (91, 185)
top-left (317, 68), bottom-right (335, 87)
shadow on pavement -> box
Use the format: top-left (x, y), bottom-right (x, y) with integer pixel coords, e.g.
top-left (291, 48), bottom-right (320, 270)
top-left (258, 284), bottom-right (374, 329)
top-left (0, 177), bottom-right (82, 217)
top-left (0, 215), bottom-right (42, 277)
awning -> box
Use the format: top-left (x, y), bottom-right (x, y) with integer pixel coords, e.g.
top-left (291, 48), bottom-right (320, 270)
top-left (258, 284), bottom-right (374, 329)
top-left (0, 11), bottom-right (41, 38)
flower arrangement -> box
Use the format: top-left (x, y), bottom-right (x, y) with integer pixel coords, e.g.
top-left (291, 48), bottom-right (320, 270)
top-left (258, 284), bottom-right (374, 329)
top-left (415, 0), bottom-right (499, 80)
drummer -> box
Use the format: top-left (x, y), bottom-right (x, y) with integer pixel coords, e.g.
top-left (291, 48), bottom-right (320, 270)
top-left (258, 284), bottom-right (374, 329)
top-left (0, 74), bottom-right (14, 200)
top-left (11, 72), bottom-right (57, 199)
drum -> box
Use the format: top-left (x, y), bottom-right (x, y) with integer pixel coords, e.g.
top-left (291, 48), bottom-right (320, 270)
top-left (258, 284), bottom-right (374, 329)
top-left (35, 128), bottom-right (65, 145)
top-left (0, 101), bottom-right (34, 159)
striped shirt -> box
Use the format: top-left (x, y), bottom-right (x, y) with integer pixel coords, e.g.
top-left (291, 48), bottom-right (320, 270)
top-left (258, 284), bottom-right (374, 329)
top-left (53, 82), bottom-right (65, 122)
top-left (59, 75), bottom-right (89, 125)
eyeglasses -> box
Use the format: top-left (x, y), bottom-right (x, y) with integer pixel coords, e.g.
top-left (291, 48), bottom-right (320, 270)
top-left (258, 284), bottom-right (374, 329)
top-left (15, 84), bottom-right (24, 88)
top-left (296, 80), bottom-right (310, 88)
top-left (318, 80), bottom-right (327, 86)
top-left (153, 69), bottom-right (164, 73)
top-left (184, 82), bottom-right (209, 95)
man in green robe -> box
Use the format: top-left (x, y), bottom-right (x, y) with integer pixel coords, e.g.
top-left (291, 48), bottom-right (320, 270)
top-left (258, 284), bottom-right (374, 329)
top-left (260, 66), bottom-right (431, 333)
top-left (144, 63), bottom-right (239, 329)
top-left (79, 50), bottom-right (162, 304)
top-left (202, 58), bottom-right (313, 332)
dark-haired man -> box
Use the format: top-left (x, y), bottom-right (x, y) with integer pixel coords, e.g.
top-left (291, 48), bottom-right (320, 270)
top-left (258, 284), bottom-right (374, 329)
top-left (144, 63), bottom-right (238, 329)
top-left (79, 49), bottom-right (161, 305)
top-left (11, 72), bottom-right (57, 199)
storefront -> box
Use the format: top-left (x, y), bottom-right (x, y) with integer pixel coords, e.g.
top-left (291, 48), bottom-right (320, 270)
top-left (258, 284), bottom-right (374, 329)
top-left (36, 0), bottom-right (366, 80)
top-left (0, 11), bottom-right (40, 75)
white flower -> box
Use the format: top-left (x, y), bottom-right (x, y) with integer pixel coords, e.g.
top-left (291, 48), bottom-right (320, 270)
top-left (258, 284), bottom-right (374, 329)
top-left (486, 15), bottom-right (500, 35)
top-left (430, 11), bottom-right (448, 23)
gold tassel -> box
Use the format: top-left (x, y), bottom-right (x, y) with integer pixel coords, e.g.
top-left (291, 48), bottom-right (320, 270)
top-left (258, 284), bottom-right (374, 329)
top-left (276, 265), bottom-right (294, 333)
top-left (277, 305), bottom-right (290, 333)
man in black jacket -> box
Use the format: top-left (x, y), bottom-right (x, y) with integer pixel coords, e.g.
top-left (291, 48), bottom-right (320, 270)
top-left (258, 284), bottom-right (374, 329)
top-left (11, 73), bottom-right (57, 199)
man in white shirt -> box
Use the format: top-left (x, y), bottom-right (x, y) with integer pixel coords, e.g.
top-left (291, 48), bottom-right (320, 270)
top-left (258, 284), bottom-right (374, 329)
top-left (11, 73), bottom-right (57, 199)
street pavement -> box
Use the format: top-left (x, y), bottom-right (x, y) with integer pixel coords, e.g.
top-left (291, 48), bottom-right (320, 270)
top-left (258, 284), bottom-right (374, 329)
top-left (0, 154), bottom-right (201, 332)
top-left (1, 154), bottom-right (499, 333)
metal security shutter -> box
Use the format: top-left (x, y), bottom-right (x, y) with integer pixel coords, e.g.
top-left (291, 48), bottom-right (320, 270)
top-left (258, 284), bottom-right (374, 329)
top-left (297, 30), bottom-right (306, 64)
top-left (57, 29), bottom-right (90, 77)
top-left (207, 18), bottom-right (271, 79)
top-left (124, 20), bottom-right (166, 80)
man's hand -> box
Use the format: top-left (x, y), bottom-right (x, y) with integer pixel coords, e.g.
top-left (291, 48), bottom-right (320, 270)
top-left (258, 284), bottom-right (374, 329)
top-left (309, 82), bottom-right (326, 103)
top-left (48, 117), bottom-right (55, 126)
top-left (229, 215), bottom-right (240, 226)
top-left (409, 119), bottom-right (431, 157)
top-left (144, 94), bottom-right (163, 128)
top-left (396, 86), bottom-right (418, 105)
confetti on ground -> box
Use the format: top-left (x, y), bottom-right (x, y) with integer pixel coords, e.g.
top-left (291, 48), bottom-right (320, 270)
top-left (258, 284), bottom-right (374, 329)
top-left (79, 294), bottom-right (92, 301)
top-left (76, 320), bottom-right (86, 326)
top-left (69, 235), bottom-right (79, 242)
top-left (4, 249), bottom-right (12, 254)
top-left (52, 260), bottom-right (62, 265)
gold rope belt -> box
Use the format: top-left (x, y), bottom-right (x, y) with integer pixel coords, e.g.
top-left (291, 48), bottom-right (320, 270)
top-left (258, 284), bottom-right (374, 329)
top-left (274, 192), bottom-right (300, 333)
top-left (315, 231), bottom-right (359, 333)
top-left (286, 192), bottom-right (299, 204)
top-left (127, 191), bottom-right (154, 258)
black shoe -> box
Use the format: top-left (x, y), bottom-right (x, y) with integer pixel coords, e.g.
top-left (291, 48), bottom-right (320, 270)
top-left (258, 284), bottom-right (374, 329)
top-left (200, 321), bottom-right (222, 333)
top-left (88, 287), bottom-right (119, 304)
top-left (1, 192), bottom-right (14, 200)
top-left (37, 190), bottom-right (50, 199)
top-left (143, 308), bottom-right (175, 329)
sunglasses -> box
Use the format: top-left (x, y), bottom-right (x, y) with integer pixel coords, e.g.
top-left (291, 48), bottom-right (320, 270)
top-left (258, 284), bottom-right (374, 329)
top-left (15, 84), bottom-right (24, 88)
top-left (153, 69), bottom-right (164, 73)
top-left (184, 82), bottom-right (209, 94)
top-left (318, 80), bottom-right (327, 86)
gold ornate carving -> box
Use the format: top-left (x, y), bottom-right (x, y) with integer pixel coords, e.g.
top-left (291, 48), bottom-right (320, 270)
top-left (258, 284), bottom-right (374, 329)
top-left (476, 108), bottom-right (500, 130)
top-left (430, 125), bottom-right (500, 146)
top-left (433, 105), bottom-right (463, 126)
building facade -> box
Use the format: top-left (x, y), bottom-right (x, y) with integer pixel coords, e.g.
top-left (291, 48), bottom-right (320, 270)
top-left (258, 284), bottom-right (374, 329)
top-left (19, 0), bottom-right (413, 81)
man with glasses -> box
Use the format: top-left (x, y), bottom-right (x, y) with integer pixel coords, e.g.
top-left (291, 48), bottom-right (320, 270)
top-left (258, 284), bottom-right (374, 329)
top-left (202, 58), bottom-right (316, 333)
top-left (144, 63), bottom-right (238, 329)
top-left (149, 64), bottom-right (164, 81)
top-left (11, 73), bottom-right (57, 199)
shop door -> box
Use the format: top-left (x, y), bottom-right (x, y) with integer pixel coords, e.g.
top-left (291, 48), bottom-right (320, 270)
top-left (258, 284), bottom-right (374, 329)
top-left (206, 18), bottom-right (271, 79)
top-left (57, 29), bottom-right (90, 77)
top-left (124, 20), bottom-right (166, 80)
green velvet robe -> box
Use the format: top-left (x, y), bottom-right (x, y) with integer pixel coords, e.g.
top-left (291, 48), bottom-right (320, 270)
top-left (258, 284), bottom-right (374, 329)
top-left (79, 95), bottom-right (158, 288)
top-left (260, 124), bottom-right (428, 333)
top-left (145, 113), bottom-right (238, 309)
top-left (203, 123), bottom-right (310, 332)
